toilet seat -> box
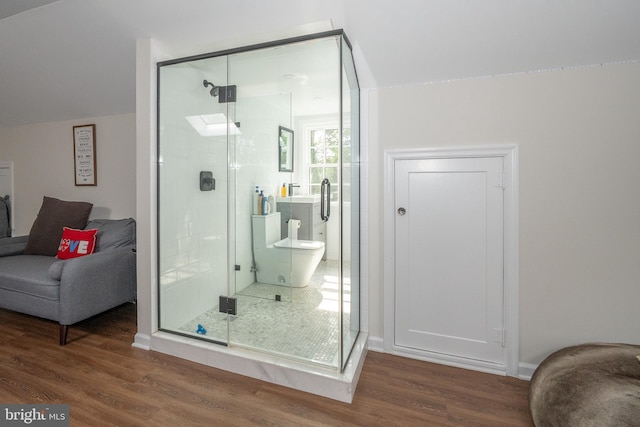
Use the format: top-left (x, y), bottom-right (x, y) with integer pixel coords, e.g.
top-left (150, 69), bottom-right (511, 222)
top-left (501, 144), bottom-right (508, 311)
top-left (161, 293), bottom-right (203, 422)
top-left (274, 238), bottom-right (324, 250)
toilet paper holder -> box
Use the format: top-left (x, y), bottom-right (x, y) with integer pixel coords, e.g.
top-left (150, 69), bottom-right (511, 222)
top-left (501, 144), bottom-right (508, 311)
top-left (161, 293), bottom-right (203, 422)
top-left (287, 219), bottom-right (301, 240)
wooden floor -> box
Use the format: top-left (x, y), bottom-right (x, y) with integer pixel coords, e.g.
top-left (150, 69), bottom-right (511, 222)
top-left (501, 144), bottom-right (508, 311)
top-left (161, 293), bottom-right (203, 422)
top-left (0, 304), bottom-right (534, 426)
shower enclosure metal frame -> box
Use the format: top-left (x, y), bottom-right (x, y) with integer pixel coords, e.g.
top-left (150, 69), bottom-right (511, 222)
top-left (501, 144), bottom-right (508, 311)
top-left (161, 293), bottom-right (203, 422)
top-left (156, 29), bottom-right (360, 373)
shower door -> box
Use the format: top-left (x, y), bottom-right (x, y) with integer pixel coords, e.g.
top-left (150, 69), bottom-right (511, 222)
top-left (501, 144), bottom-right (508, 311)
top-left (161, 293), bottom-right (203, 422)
top-left (226, 45), bottom-right (303, 356)
top-left (227, 37), bottom-right (347, 366)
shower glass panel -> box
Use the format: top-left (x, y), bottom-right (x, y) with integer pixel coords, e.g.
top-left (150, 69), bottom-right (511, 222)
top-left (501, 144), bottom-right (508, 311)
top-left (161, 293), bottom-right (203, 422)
top-left (157, 56), bottom-right (232, 344)
top-left (157, 30), bottom-right (359, 371)
top-left (341, 36), bottom-right (360, 370)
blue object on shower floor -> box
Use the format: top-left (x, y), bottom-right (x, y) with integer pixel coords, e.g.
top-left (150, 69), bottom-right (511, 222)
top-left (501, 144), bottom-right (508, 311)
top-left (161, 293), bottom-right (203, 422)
top-left (196, 324), bottom-right (207, 335)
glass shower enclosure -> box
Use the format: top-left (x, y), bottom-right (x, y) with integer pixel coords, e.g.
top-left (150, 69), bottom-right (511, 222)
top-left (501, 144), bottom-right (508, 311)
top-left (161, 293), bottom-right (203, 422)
top-left (157, 30), bottom-right (360, 371)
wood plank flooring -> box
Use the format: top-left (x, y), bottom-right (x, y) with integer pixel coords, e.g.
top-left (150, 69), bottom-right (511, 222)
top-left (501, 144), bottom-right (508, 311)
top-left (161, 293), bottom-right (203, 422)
top-left (0, 304), bottom-right (533, 426)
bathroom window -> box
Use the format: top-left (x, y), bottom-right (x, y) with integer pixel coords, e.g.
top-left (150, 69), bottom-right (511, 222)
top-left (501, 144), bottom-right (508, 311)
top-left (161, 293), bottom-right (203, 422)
top-left (308, 127), bottom-right (350, 201)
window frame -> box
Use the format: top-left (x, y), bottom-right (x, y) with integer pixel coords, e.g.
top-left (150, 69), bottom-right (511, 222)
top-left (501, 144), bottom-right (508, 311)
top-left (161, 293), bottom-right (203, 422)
top-left (299, 115), bottom-right (350, 202)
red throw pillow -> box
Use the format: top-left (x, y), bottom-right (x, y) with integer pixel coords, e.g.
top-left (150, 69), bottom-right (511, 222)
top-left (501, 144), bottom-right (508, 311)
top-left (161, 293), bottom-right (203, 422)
top-left (56, 227), bottom-right (98, 260)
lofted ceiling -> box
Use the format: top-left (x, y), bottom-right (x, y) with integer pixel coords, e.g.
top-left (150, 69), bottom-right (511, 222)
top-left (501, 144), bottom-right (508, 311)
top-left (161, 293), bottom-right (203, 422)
top-left (1, 0), bottom-right (639, 128)
top-left (0, 0), bottom-right (59, 20)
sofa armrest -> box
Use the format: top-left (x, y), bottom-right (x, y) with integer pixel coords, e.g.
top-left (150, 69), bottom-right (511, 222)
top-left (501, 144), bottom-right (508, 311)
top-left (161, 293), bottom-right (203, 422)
top-left (57, 246), bottom-right (136, 325)
top-left (0, 235), bottom-right (28, 257)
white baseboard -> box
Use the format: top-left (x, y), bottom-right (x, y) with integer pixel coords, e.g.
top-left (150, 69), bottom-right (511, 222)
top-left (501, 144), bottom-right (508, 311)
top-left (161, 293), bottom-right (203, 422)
top-left (367, 335), bottom-right (384, 352)
top-left (518, 362), bottom-right (537, 381)
top-left (368, 335), bottom-right (537, 382)
top-left (132, 332), bottom-right (151, 350)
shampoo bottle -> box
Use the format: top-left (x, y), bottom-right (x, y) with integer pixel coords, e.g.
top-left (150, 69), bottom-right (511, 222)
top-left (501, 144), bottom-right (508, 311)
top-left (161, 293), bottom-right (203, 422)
top-left (267, 195), bottom-right (275, 214)
top-left (258, 190), bottom-right (264, 215)
top-left (262, 194), bottom-right (269, 215)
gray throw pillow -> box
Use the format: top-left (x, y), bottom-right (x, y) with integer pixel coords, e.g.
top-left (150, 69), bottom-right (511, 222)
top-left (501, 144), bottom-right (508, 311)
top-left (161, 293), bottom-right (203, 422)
top-left (23, 196), bottom-right (93, 256)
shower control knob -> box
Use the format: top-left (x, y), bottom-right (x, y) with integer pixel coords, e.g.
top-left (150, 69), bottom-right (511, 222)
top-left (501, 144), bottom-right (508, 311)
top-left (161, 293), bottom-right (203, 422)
top-left (397, 207), bottom-right (406, 216)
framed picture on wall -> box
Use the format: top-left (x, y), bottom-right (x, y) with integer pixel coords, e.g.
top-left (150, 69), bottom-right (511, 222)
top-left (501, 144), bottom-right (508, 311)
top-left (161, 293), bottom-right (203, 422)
top-left (73, 124), bottom-right (97, 186)
top-left (279, 125), bottom-right (294, 172)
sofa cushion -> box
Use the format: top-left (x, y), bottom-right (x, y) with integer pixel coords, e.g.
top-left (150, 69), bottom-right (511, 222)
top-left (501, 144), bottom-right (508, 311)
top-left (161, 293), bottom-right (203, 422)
top-left (85, 218), bottom-right (135, 251)
top-left (56, 227), bottom-right (98, 260)
top-left (24, 196), bottom-right (93, 256)
top-left (0, 255), bottom-right (61, 301)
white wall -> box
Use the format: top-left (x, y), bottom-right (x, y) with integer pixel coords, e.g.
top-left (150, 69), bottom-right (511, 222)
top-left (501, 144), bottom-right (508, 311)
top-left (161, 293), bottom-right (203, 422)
top-left (134, 37), bottom-right (164, 349)
top-left (367, 61), bottom-right (640, 365)
top-left (0, 113), bottom-right (136, 235)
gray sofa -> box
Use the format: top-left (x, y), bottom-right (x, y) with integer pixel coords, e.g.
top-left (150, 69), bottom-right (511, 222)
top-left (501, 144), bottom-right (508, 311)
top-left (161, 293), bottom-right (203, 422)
top-left (0, 218), bottom-right (136, 345)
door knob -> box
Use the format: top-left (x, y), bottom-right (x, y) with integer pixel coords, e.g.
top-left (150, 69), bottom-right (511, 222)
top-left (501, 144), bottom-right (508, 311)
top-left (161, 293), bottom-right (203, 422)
top-left (397, 207), bottom-right (406, 216)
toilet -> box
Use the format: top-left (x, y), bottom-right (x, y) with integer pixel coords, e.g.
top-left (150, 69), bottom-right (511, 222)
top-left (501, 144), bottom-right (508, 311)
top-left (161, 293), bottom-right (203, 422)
top-left (252, 212), bottom-right (325, 287)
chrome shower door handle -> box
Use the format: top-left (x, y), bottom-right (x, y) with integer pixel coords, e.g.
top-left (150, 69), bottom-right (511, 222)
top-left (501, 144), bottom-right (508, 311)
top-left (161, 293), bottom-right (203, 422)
top-left (320, 178), bottom-right (330, 222)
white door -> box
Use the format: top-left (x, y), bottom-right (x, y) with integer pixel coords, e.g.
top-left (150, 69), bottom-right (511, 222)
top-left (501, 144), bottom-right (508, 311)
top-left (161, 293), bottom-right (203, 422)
top-left (394, 156), bottom-right (504, 365)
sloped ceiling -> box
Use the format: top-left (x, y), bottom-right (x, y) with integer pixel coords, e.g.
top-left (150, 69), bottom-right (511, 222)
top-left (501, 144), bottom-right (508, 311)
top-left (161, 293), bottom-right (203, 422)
top-left (1, 0), bottom-right (639, 128)
top-left (0, 0), bottom-right (59, 20)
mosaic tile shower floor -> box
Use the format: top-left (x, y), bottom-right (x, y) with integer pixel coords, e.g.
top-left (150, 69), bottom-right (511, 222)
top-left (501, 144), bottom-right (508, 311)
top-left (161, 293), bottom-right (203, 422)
top-left (179, 261), bottom-right (354, 367)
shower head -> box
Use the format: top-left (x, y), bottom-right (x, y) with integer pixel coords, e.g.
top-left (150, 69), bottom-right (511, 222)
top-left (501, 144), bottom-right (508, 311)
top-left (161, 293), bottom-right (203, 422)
top-left (203, 79), bottom-right (219, 97)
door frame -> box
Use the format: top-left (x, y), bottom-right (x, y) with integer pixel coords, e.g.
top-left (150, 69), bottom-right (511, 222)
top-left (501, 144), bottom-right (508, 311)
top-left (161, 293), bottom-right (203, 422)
top-left (383, 145), bottom-right (519, 377)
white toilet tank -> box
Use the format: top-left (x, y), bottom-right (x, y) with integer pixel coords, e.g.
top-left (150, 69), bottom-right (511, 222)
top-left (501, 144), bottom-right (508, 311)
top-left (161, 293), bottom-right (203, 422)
top-left (252, 213), bottom-right (281, 247)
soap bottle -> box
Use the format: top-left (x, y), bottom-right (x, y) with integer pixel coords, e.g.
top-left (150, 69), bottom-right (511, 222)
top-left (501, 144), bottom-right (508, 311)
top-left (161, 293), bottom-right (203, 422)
top-left (280, 183), bottom-right (287, 197)
top-left (267, 195), bottom-right (275, 214)
top-left (258, 190), bottom-right (264, 215)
